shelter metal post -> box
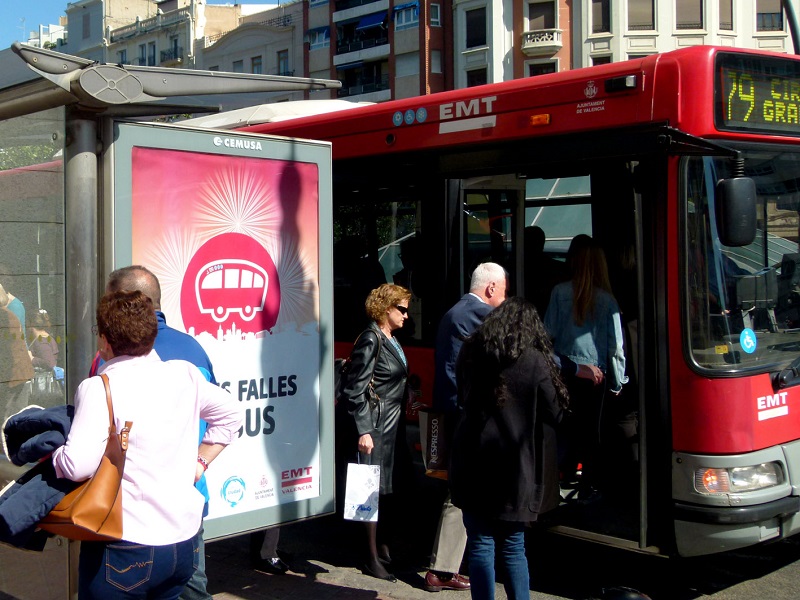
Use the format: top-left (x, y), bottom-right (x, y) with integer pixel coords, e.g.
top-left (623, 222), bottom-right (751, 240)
top-left (64, 112), bottom-right (98, 399)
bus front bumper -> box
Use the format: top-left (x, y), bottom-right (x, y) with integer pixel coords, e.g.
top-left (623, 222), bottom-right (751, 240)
top-left (674, 496), bottom-right (800, 557)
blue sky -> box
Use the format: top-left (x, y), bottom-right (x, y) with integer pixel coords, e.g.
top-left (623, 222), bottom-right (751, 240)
top-left (0, 1), bottom-right (280, 52)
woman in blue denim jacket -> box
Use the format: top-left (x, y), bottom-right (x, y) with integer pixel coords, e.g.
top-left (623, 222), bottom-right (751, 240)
top-left (544, 237), bottom-right (628, 502)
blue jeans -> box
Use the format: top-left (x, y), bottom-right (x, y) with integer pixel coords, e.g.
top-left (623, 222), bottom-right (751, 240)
top-left (78, 536), bottom-right (198, 600)
top-left (462, 512), bottom-right (529, 600)
top-left (179, 527), bottom-right (211, 600)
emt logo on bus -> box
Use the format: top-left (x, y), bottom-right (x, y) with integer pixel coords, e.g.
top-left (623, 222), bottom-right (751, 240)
top-left (757, 391), bottom-right (789, 421)
top-left (180, 232), bottom-right (281, 335)
top-left (438, 95), bottom-right (497, 134)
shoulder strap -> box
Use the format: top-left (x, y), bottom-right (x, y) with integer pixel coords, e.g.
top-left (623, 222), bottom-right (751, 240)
top-left (100, 373), bottom-right (132, 451)
top-left (367, 330), bottom-right (383, 383)
top-left (100, 374), bottom-right (116, 435)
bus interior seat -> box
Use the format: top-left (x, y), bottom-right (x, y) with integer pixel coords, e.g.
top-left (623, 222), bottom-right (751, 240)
top-left (779, 253), bottom-right (800, 293)
top-left (736, 269), bottom-right (778, 332)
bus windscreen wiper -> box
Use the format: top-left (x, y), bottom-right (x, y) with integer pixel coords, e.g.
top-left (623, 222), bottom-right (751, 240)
top-left (774, 354), bottom-right (800, 390)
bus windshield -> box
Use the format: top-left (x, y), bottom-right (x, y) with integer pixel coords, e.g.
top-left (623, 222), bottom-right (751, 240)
top-left (685, 148), bottom-right (800, 371)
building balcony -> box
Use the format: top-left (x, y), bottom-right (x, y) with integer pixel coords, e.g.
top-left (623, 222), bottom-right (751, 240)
top-left (337, 73), bottom-right (390, 98)
top-left (160, 47), bottom-right (184, 65)
top-left (336, 35), bottom-right (389, 55)
top-left (335, 0), bottom-right (385, 11)
top-left (111, 7), bottom-right (192, 42)
top-left (521, 28), bottom-right (562, 56)
top-left (203, 14), bottom-right (293, 49)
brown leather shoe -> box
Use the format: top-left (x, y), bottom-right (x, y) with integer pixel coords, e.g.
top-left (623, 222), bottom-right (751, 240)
top-left (424, 571), bottom-right (471, 592)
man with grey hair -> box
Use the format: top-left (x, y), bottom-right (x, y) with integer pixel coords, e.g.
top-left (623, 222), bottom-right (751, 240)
top-left (424, 261), bottom-right (601, 591)
top-left (424, 262), bottom-right (507, 591)
top-left (433, 262), bottom-right (508, 416)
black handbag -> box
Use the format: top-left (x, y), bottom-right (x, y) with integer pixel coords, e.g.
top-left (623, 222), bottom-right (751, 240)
top-left (337, 330), bottom-right (383, 426)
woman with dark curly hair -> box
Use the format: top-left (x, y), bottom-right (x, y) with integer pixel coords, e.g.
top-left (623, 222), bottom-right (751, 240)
top-left (449, 296), bottom-right (568, 600)
top-left (51, 290), bottom-right (242, 599)
top-left (340, 282), bottom-right (411, 581)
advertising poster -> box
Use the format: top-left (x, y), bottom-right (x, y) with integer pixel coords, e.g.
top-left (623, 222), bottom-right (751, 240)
top-left (113, 123), bottom-right (333, 537)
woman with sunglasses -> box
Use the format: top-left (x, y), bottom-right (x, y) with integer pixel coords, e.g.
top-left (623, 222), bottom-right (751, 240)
top-left (340, 283), bottom-right (411, 581)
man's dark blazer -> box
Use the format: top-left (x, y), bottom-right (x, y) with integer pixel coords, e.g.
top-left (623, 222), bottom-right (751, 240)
top-left (433, 294), bottom-right (493, 414)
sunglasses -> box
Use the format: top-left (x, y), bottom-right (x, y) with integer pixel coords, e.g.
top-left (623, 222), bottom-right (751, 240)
top-left (394, 305), bottom-right (409, 315)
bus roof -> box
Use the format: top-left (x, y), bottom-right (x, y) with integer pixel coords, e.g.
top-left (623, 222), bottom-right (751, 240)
top-left (181, 99), bottom-right (374, 130)
top-left (233, 46), bottom-right (800, 161)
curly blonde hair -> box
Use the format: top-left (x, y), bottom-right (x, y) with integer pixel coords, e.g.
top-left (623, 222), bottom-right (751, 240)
top-left (365, 283), bottom-right (411, 324)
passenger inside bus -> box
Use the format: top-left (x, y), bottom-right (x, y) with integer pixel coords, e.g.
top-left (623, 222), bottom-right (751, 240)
top-left (523, 225), bottom-right (568, 317)
top-left (545, 236), bottom-right (627, 505)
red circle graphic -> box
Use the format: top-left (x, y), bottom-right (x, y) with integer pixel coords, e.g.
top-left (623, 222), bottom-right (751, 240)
top-left (180, 233), bottom-right (280, 335)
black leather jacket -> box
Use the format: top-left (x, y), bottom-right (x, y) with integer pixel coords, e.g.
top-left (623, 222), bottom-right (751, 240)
top-left (342, 322), bottom-right (408, 494)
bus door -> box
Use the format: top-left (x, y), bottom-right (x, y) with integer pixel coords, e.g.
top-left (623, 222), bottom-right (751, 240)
top-left (515, 158), bottom-right (664, 555)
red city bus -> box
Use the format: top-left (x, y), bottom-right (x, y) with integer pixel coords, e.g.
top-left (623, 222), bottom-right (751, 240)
top-left (212, 46), bottom-right (800, 557)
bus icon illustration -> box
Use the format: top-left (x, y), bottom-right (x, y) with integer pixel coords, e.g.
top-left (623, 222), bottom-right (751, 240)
top-left (196, 259), bottom-right (269, 322)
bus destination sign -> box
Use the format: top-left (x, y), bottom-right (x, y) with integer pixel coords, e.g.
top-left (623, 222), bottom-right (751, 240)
top-left (717, 52), bottom-right (800, 136)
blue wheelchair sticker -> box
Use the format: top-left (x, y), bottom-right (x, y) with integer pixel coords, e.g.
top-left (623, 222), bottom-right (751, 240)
top-left (740, 329), bottom-right (757, 354)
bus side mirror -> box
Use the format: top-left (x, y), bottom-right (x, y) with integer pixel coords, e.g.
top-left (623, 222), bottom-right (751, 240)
top-left (716, 177), bottom-right (756, 247)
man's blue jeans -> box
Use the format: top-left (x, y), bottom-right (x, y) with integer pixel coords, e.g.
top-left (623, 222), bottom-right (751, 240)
top-left (78, 536), bottom-right (198, 599)
top-left (462, 511), bottom-right (529, 600)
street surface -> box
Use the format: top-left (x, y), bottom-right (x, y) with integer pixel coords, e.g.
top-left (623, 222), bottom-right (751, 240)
top-left (203, 512), bottom-right (800, 600)
top-left (202, 421), bottom-right (800, 600)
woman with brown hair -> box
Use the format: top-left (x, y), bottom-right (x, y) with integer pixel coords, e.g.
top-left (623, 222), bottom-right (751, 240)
top-left (51, 290), bottom-right (242, 599)
top-left (340, 283), bottom-right (411, 581)
top-left (544, 236), bottom-right (628, 503)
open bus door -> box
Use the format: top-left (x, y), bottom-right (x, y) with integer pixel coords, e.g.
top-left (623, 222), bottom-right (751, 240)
top-left (328, 155), bottom-right (661, 552)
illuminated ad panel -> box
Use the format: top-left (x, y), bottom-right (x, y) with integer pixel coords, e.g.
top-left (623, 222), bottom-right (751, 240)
top-left (111, 122), bottom-right (334, 538)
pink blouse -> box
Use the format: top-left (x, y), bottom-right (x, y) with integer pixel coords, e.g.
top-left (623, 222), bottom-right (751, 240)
top-left (52, 351), bottom-right (242, 545)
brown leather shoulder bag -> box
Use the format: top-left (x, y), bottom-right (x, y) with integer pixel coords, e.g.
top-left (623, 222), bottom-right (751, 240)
top-left (39, 373), bottom-right (132, 541)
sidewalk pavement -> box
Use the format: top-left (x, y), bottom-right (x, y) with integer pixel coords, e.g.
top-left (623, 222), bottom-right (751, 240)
top-left (204, 423), bottom-right (572, 600)
top-left (204, 514), bottom-right (566, 600)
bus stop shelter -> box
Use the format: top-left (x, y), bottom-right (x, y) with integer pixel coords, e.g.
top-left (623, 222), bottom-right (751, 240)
top-left (0, 43), bottom-right (340, 599)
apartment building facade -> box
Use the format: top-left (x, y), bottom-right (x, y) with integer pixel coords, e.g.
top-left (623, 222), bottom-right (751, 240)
top-left (31, 0), bottom-right (799, 105)
top-left (62, 0), bottom-right (158, 62)
top-left (198, 2), bottom-right (304, 102)
top-left (59, 0), bottom-right (242, 69)
top-left (577, 0), bottom-right (797, 67)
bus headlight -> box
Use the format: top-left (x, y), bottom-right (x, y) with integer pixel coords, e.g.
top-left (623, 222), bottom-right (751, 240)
top-left (694, 462), bottom-right (783, 494)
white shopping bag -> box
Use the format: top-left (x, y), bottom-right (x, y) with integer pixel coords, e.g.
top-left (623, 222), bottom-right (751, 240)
top-left (343, 462), bottom-right (380, 522)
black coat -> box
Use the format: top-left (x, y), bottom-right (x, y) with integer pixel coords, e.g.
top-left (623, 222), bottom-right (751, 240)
top-left (342, 323), bottom-right (408, 494)
top-left (450, 344), bottom-right (563, 522)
